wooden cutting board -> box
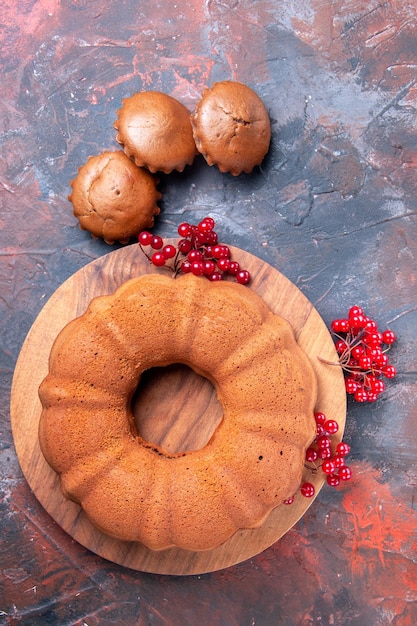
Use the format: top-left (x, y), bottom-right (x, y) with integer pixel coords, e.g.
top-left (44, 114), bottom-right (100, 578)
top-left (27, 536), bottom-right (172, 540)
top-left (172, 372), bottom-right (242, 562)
top-left (10, 242), bottom-right (346, 575)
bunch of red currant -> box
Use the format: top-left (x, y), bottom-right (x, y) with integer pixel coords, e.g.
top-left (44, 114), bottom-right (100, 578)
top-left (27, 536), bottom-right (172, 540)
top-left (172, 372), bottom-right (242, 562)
top-left (138, 217), bottom-right (251, 285)
top-left (284, 411), bottom-right (352, 503)
top-left (326, 305), bottom-right (397, 403)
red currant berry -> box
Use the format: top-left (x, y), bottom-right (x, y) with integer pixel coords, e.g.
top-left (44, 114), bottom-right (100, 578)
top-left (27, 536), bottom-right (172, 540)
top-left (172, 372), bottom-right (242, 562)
top-left (178, 222), bottom-right (191, 237)
top-left (363, 331), bottom-right (383, 347)
top-left (151, 235), bottom-right (163, 250)
top-left (336, 442), bottom-right (351, 457)
top-left (178, 238), bottom-right (192, 254)
top-left (217, 258), bottom-right (231, 272)
top-left (331, 319), bottom-right (350, 333)
top-left (180, 260), bottom-right (191, 273)
top-left (188, 249), bottom-right (204, 263)
top-left (236, 270), bottom-right (251, 285)
top-left (305, 447), bottom-right (318, 462)
top-left (345, 377), bottom-right (358, 394)
top-left (284, 496), bottom-right (294, 505)
top-left (374, 352), bottom-right (388, 368)
top-left (300, 482), bottom-right (315, 498)
top-left (203, 260), bottom-right (216, 276)
top-left (335, 340), bottom-right (348, 354)
top-left (359, 355), bottom-right (372, 370)
top-left (138, 231), bottom-right (153, 246)
top-left (162, 244), bottom-right (176, 259)
top-left (222, 245), bottom-right (232, 258)
top-left (349, 313), bottom-right (365, 331)
top-left (347, 357), bottom-right (359, 368)
top-left (351, 345), bottom-right (365, 360)
top-left (338, 466), bottom-right (352, 481)
top-left (349, 305), bottom-right (364, 318)
top-left (321, 459), bottom-right (336, 474)
top-left (364, 318), bottom-right (378, 332)
top-left (191, 261), bottom-right (204, 276)
top-left (317, 435), bottom-right (331, 449)
top-left (382, 364), bottom-right (397, 378)
top-left (208, 271), bottom-right (223, 281)
top-left (365, 348), bottom-right (378, 365)
top-left (382, 329), bottom-right (396, 344)
top-left (193, 233), bottom-right (207, 247)
top-left (327, 474), bottom-right (340, 487)
top-left (204, 230), bottom-right (218, 245)
top-left (370, 346), bottom-right (383, 361)
top-left (333, 455), bottom-right (345, 469)
top-left (314, 412), bottom-right (327, 425)
top-left (376, 353), bottom-right (389, 368)
top-left (369, 377), bottom-right (385, 394)
top-left (211, 246), bottom-right (222, 259)
top-left (213, 245), bottom-right (231, 259)
top-left (366, 392), bottom-right (378, 402)
top-left (324, 419), bottom-right (339, 435)
top-left (354, 388), bottom-right (368, 402)
top-left (318, 447), bottom-right (332, 460)
top-left (151, 251), bottom-right (166, 267)
top-left (227, 261), bottom-right (240, 275)
top-left (198, 217), bottom-right (215, 233)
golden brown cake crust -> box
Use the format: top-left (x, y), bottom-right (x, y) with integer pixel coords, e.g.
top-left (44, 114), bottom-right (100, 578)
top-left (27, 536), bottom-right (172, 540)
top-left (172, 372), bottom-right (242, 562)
top-left (191, 81), bottom-right (271, 175)
top-left (38, 274), bottom-right (317, 552)
top-left (114, 91), bottom-right (198, 174)
top-left (68, 151), bottom-right (161, 244)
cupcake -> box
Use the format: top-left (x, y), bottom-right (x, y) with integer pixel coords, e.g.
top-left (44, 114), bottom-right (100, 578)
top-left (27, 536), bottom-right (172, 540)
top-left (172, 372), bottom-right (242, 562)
top-left (114, 91), bottom-right (197, 174)
top-left (68, 151), bottom-right (161, 244)
top-left (191, 81), bottom-right (271, 175)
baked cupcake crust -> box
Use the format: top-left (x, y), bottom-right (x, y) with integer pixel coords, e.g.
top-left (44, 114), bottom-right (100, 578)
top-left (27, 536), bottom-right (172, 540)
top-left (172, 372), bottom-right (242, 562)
top-left (114, 91), bottom-right (197, 174)
top-left (68, 151), bottom-right (161, 244)
top-left (191, 81), bottom-right (271, 175)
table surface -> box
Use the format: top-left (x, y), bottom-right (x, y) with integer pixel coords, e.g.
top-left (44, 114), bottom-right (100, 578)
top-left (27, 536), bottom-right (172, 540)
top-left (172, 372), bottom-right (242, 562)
top-left (1, 1), bottom-right (416, 625)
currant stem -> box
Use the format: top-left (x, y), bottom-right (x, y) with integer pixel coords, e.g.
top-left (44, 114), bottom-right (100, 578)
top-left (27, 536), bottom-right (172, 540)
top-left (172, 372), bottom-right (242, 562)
top-left (138, 243), bottom-right (176, 274)
top-left (138, 243), bottom-right (153, 264)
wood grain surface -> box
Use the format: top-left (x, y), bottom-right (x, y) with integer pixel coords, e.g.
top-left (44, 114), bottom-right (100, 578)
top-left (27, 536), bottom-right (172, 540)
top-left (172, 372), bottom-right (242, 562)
top-left (10, 243), bottom-right (345, 575)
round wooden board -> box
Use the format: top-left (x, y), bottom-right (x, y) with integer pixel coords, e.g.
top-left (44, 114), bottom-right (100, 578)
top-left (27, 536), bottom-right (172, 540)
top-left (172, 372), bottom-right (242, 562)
top-left (10, 243), bottom-right (346, 576)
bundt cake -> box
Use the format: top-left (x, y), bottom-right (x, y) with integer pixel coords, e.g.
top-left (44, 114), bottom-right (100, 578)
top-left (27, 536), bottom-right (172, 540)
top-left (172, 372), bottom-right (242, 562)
top-left (68, 151), bottom-right (161, 244)
top-left (114, 91), bottom-right (198, 174)
top-left (38, 273), bottom-right (317, 551)
top-left (191, 81), bottom-right (271, 175)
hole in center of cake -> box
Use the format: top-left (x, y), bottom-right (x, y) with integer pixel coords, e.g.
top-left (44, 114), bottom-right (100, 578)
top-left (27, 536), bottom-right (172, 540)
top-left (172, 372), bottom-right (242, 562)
top-left (131, 363), bottom-right (223, 455)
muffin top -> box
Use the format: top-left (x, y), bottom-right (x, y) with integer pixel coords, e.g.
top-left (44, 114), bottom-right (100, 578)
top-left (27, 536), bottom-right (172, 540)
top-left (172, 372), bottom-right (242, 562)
top-left (114, 91), bottom-right (197, 174)
top-left (68, 151), bottom-right (161, 244)
top-left (191, 81), bottom-right (271, 175)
